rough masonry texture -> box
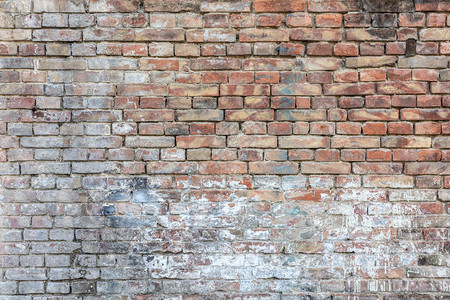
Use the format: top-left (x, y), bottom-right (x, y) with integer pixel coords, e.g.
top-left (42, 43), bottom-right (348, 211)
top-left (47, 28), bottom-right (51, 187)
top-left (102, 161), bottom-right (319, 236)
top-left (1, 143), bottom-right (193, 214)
top-left (0, 0), bottom-right (449, 298)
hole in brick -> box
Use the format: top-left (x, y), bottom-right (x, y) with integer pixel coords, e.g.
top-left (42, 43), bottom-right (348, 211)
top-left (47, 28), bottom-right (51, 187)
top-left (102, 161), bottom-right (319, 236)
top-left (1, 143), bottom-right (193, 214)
top-left (406, 38), bottom-right (417, 57)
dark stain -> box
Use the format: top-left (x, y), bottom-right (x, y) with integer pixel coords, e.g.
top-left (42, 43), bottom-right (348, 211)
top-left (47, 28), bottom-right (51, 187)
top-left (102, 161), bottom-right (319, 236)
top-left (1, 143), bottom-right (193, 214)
top-left (367, 29), bottom-right (397, 40)
top-left (372, 13), bottom-right (397, 27)
top-left (134, 177), bottom-right (148, 189)
top-left (127, 255), bottom-right (144, 266)
top-left (362, 0), bottom-right (414, 12)
top-left (418, 255), bottom-right (440, 266)
top-left (107, 190), bottom-right (130, 201)
top-left (31, 110), bottom-right (44, 119)
top-left (344, 13), bottom-right (371, 27)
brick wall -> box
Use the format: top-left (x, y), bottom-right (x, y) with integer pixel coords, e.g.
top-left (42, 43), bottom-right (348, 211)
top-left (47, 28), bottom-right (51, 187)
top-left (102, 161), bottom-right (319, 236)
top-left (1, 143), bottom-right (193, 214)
top-left (0, 0), bottom-right (449, 298)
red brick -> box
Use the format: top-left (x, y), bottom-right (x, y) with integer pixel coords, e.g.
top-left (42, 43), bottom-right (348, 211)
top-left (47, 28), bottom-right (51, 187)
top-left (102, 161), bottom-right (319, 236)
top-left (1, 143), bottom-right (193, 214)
top-left (302, 162), bottom-right (351, 174)
top-left (363, 123), bottom-right (387, 135)
top-left (244, 96), bottom-right (270, 109)
top-left (203, 72), bottom-right (228, 84)
top-left (221, 84), bottom-right (270, 96)
top-left (386, 42), bottom-right (406, 55)
top-left (399, 13), bottom-right (426, 27)
top-left (360, 69), bottom-right (386, 82)
top-left (353, 162), bottom-right (403, 175)
top-left (367, 149), bottom-right (392, 161)
top-left (366, 95), bottom-right (391, 108)
top-left (291, 28), bottom-right (342, 41)
top-left (412, 69), bottom-right (439, 81)
top-left (415, 122), bottom-right (441, 135)
top-left (308, 0), bottom-right (360, 12)
top-left (341, 149), bottom-right (365, 161)
top-left (255, 72), bottom-right (278, 84)
top-left (218, 97), bottom-right (243, 109)
top-left (307, 43), bottom-right (333, 56)
top-left (289, 149), bottom-right (314, 161)
top-left (315, 149), bottom-right (339, 161)
top-left (256, 14), bottom-right (282, 27)
top-left (344, 13), bottom-right (371, 27)
top-left (189, 124), bottom-right (215, 135)
top-left (387, 69), bottom-right (411, 81)
top-left (201, 44), bottom-right (226, 56)
top-left (334, 43), bottom-right (359, 56)
top-left (286, 13), bottom-right (312, 27)
top-left (333, 70), bottom-right (358, 82)
top-left (427, 13), bottom-right (446, 27)
top-left (339, 97), bottom-right (364, 108)
top-left (228, 72), bottom-right (253, 84)
top-left (336, 123), bottom-right (361, 135)
top-left (124, 110), bottom-right (174, 121)
top-left (392, 95), bottom-right (416, 107)
top-left (204, 13), bottom-right (229, 27)
top-left (388, 122), bottom-right (414, 135)
top-left (177, 136), bottom-right (225, 148)
top-left (417, 95), bottom-right (441, 107)
top-left (254, 0), bottom-right (305, 12)
top-left (123, 44), bottom-right (147, 56)
top-left (324, 83), bottom-right (375, 96)
top-left (316, 14), bottom-right (343, 28)
top-left (240, 29), bottom-right (289, 42)
top-left (267, 123), bottom-right (292, 135)
top-left (8, 97), bottom-right (34, 109)
top-left (2, 2), bottom-right (450, 293)
top-left (418, 149), bottom-right (441, 162)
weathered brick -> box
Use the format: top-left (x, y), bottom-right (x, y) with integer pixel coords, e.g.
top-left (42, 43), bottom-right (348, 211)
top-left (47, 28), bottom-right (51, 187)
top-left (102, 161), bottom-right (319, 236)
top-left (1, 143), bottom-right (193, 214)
top-left (198, 162), bottom-right (247, 174)
top-left (382, 137), bottom-right (432, 148)
top-left (277, 109), bottom-right (326, 121)
top-left (135, 28), bottom-right (184, 41)
top-left (33, 29), bottom-right (81, 42)
top-left (228, 136), bottom-right (277, 148)
top-left (286, 13), bottom-right (312, 27)
top-left (398, 56), bottom-right (449, 69)
top-left (249, 162), bottom-right (298, 174)
top-left (291, 29), bottom-right (342, 41)
top-left (332, 136), bottom-right (380, 148)
top-left (323, 83), bottom-right (375, 95)
top-left (353, 162), bottom-right (403, 174)
top-left (279, 136), bottom-right (329, 148)
top-left (84, 28), bottom-right (134, 41)
top-left (177, 136), bottom-right (226, 148)
top-left (125, 136), bottom-right (175, 148)
top-left (346, 29), bottom-right (396, 41)
top-left (362, 0), bottom-right (414, 12)
top-left (272, 84), bottom-right (322, 96)
top-left (254, 0), bottom-right (305, 12)
top-left (34, 0), bottom-right (84, 12)
top-left (346, 56), bottom-right (396, 68)
top-left (401, 109), bottom-right (450, 121)
top-left (302, 162), bottom-right (351, 174)
top-left (0, 1), bottom-right (448, 296)
top-left (144, 0), bottom-right (198, 12)
top-left (309, 0), bottom-right (360, 12)
top-left (348, 109), bottom-right (399, 121)
top-left (124, 110), bottom-right (174, 122)
top-left (88, 0), bottom-right (139, 12)
top-left (187, 29), bottom-right (236, 43)
top-left (240, 29), bottom-right (290, 42)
